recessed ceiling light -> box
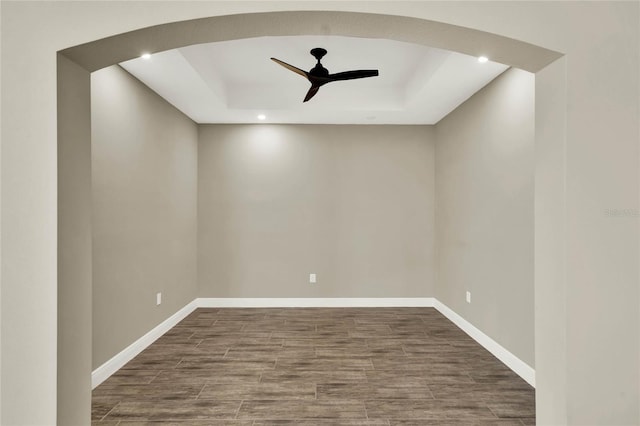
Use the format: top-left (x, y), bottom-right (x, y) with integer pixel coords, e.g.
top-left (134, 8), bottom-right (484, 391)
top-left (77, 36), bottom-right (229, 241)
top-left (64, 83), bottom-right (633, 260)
top-left (478, 56), bottom-right (489, 63)
top-left (257, 114), bottom-right (266, 120)
top-left (141, 53), bottom-right (152, 60)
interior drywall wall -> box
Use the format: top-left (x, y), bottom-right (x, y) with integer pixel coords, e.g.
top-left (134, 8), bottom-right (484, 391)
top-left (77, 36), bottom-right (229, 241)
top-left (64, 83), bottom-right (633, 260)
top-left (57, 54), bottom-right (93, 426)
top-left (435, 68), bottom-right (535, 367)
top-left (91, 65), bottom-right (198, 369)
top-left (198, 124), bottom-right (435, 298)
top-left (0, 7), bottom-right (2, 421)
top-left (1, 2), bottom-right (638, 425)
top-left (534, 56), bottom-right (568, 423)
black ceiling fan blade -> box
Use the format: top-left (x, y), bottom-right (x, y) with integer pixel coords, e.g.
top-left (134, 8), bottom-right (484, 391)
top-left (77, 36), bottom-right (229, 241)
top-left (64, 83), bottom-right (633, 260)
top-left (270, 57), bottom-right (309, 79)
top-left (303, 85), bottom-right (320, 102)
top-left (328, 69), bottom-right (379, 81)
top-left (272, 48), bottom-right (379, 103)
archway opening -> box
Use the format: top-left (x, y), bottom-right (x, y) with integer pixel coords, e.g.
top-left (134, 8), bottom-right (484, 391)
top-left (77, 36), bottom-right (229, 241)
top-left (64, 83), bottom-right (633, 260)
top-left (57, 10), bottom-right (563, 424)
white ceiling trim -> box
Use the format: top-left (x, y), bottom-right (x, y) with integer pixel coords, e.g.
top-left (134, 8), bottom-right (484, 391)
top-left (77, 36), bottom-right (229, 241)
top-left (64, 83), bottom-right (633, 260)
top-left (120, 35), bottom-right (509, 125)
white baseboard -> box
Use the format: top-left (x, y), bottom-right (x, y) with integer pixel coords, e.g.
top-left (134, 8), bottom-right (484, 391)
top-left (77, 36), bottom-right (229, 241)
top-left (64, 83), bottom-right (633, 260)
top-left (92, 297), bottom-right (534, 389)
top-left (196, 297), bottom-right (435, 308)
top-left (91, 300), bottom-right (198, 389)
top-left (433, 299), bottom-right (536, 387)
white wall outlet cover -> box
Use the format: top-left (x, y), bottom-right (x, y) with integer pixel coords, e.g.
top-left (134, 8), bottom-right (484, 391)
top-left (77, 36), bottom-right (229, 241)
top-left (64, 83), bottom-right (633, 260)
top-left (466, 291), bottom-right (471, 303)
top-left (309, 273), bottom-right (316, 283)
top-left (156, 292), bottom-right (162, 305)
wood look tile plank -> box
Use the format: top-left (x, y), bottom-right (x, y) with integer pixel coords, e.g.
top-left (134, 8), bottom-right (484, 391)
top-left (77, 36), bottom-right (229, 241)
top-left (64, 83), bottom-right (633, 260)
top-left (366, 337), bottom-right (449, 348)
top-left (191, 330), bottom-right (271, 339)
top-left (260, 369), bottom-right (368, 384)
top-left (366, 370), bottom-right (476, 386)
top-left (104, 370), bottom-right (160, 385)
top-left (93, 307), bottom-right (535, 423)
top-left (93, 383), bottom-right (204, 400)
top-left (364, 370), bottom-right (432, 387)
top-left (198, 336), bottom-right (276, 346)
top-left (237, 400), bottom-right (368, 420)
top-left (150, 369), bottom-right (256, 385)
top-left (222, 346), bottom-right (282, 361)
top-left (365, 399), bottom-right (498, 420)
top-left (171, 347), bottom-right (229, 359)
top-left (274, 346), bottom-right (317, 359)
top-left (430, 383), bottom-right (534, 402)
top-left (486, 400), bottom-right (536, 418)
top-left (371, 357), bottom-right (470, 373)
top-left (174, 318), bottom-right (216, 328)
top-left (252, 421), bottom-right (390, 425)
top-left (272, 330), bottom-right (350, 339)
top-left (283, 338), bottom-right (368, 348)
top-left (104, 400), bottom-right (241, 421)
top-left (199, 382), bottom-right (316, 400)
top-left (152, 335), bottom-right (201, 345)
top-left (120, 357), bottom-right (183, 370)
top-left (177, 358), bottom-right (276, 371)
top-left (276, 357), bottom-right (374, 370)
top-left (389, 420), bottom-right (524, 426)
top-left (92, 399), bottom-right (120, 421)
top-left (317, 383), bottom-right (434, 400)
top-left (316, 346), bottom-right (405, 358)
top-left (136, 343), bottom-right (212, 358)
top-left (364, 399), bottom-right (448, 420)
top-left (118, 421), bottom-right (252, 426)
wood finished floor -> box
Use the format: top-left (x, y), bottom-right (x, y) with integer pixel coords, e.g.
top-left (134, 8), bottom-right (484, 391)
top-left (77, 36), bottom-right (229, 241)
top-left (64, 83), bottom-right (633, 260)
top-left (92, 307), bottom-right (535, 425)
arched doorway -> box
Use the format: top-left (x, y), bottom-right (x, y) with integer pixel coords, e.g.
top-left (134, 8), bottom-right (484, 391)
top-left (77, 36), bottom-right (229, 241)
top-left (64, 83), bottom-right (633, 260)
top-left (57, 10), bottom-right (563, 425)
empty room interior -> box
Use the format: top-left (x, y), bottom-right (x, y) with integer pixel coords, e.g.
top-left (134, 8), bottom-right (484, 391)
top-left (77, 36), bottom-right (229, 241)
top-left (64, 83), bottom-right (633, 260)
top-left (2, 3), bottom-right (639, 426)
top-left (87, 33), bottom-right (536, 424)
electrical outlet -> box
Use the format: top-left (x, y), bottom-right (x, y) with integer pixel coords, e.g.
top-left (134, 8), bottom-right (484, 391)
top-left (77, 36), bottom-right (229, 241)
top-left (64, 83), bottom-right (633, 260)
top-left (309, 273), bottom-right (316, 284)
top-left (466, 291), bottom-right (471, 304)
top-left (156, 292), bottom-right (162, 305)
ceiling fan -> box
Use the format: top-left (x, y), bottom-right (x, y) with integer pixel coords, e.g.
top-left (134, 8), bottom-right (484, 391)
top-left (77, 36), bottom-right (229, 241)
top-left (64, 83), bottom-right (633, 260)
top-left (271, 48), bottom-right (379, 102)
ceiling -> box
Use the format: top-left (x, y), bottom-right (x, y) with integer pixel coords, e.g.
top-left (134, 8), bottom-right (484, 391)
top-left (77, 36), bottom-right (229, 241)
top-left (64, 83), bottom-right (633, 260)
top-left (119, 35), bottom-right (509, 125)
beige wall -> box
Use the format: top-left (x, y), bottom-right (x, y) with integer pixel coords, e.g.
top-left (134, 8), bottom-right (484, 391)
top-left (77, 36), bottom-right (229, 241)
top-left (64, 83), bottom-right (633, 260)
top-left (535, 56), bottom-right (568, 423)
top-left (57, 54), bottom-right (93, 425)
top-left (435, 68), bottom-right (535, 366)
top-left (91, 66), bottom-right (198, 369)
top-left (1, 2), bottom-right (638, 425)
top-left (198, 124), bottom-right (435, 298)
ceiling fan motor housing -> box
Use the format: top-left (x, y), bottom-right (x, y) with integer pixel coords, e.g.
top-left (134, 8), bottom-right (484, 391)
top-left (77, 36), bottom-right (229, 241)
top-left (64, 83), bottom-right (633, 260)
top-left (310, 47), bottom-right (328, 61)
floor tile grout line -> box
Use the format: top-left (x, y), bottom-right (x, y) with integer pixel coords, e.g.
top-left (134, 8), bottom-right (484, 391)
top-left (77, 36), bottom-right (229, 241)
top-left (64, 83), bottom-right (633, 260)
top-left (194, 382), bottom-right (207, 400)
top-left (401, 345), bottom-right (408, 356)
top-left (99, 400), bottom-right (121, 422)
top-left (235, 399), bottom-right (244, 419)
top-left (486, 404), bottom-right (502, 419)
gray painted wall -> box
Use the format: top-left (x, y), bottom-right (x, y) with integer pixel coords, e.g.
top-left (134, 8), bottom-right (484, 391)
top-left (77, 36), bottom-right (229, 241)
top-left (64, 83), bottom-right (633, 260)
top-left (57, 54), bottom-right (93, 426)
top-left (435, 68), bottom-right (535, 366)
top-left (91, 66), bottom-right (198, 368)
top-left (198, 124), bottom-right (435, 298)
top-left (535, 57), bottom-right (568, 423)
